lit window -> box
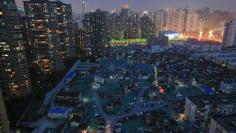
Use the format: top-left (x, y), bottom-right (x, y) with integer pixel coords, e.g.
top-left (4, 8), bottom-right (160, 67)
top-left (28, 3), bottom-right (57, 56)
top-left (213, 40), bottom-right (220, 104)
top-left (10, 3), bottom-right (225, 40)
top-left (0, 11), bottom-right (3, 16)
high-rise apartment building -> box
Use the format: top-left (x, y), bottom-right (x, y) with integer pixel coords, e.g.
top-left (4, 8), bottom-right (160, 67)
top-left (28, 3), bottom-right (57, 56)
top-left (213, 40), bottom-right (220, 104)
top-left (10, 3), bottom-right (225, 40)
top-left (156, 8), bottom-right (205, 34)
top-left (81, 0), bottom-right (86, 19)
top-left (154, 10), bottom-right (167, 34)
top-left (0, 0), bottom-right (32, 97)
top-left (83, 9), bottom-right (110, 57)
top-left (110, 11), bottom-right (124, 39)
top-left (75, 29), bottom-right (85, 57)
top-left (163, 8), bottom-right (189, 33)
top-left (120, 4), bottom-right (129, 39)
top-left (55, 1), bottom-right (76, 59)
top-left (175, 8), bottom-right (188, 33)
top-left (0, 89), bottom-right (10, 133)
top-left (223, 20), bottom-right (236, 47)
top-left (140, 14), bottom-right (155, 38)
top-left (165, 9), bottom-right (175, 31)
top-left (20, 16), bottom-right (33, 67)
top-left (24, 0), bottom-right (77, 73)
top-left (186, 11), bottom-right (204, 33)
top-left (127, 13), bottom-right (140, 38)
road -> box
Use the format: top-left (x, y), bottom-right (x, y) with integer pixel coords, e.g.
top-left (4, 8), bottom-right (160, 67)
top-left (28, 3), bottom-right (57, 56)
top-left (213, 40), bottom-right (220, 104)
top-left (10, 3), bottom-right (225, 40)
top-left (34, 61), bottom-right (80, 133)
top-left (40, 60), bottom-right (80, 110)
top-left (16, 98), bottom-right (34, 127)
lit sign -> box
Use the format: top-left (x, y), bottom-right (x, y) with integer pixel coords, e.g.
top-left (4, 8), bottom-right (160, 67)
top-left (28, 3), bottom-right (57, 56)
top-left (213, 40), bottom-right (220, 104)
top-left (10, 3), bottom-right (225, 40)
top-left (110, 38), bottom-right (147, 46)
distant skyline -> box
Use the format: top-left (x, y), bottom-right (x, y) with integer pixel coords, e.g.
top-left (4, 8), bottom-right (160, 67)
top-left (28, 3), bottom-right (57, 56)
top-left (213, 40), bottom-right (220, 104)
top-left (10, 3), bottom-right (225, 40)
top-left (16, 0), bottom-right (236, 14)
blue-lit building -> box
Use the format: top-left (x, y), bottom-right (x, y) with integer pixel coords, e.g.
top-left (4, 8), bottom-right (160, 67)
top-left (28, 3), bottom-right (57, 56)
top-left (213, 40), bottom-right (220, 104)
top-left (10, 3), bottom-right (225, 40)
top-left (200, 85), bottom-right (215, 95)
top-left (48, 107), bottom-right (72, 120)
top-left (64, 71), bottom-right (77, 84)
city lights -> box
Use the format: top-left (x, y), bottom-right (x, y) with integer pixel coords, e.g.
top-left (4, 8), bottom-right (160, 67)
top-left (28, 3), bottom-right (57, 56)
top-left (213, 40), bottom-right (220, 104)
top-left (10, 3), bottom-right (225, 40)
top-left (1, 0), bottom-right (236, 133)
top-left (111, 38), bottom-right (147, 46)
top-left (183, 30), bottom-right (224, 43)
top-left (83, 98), bottom-right (89, 103)
top-left (159, 86), bottom-right (165, 94)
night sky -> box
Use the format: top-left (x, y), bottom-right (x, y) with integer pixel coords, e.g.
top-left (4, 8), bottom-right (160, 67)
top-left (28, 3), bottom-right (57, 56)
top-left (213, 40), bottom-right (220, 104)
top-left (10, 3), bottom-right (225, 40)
top-left (16, 0), bottom-right (236, 14)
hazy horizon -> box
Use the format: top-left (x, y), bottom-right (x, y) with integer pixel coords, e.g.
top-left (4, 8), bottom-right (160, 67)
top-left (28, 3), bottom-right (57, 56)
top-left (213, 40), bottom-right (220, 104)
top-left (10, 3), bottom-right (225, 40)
top-left (16, 0), bottom-right (236, 14)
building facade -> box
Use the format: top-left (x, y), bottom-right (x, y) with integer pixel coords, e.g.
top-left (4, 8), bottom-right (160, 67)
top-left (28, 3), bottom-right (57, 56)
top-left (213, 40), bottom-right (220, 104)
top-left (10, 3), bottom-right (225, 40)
top-left (81, 0), bottom-right (86, 19)
top-left (75, 29), bottom-right (85, 57)
top-left (110, 11), bottom-right (124, 39)
top-left (220, 80), bottom-right (236, 94)
top-left (223, 20), bottom-right (236, 47)
top-left (83, 9), bottom-right (110, 57)
top-left (120, 4), bottom-right (129, 39)
top-left (55, 1), bottom-right (76, 59)
top-left (185, 95), bottom-right (236, 127)
top-left (209, 117), bottom-right (236, 133)
top-left (140, 14), bottom-right (155, 38)
top-left (154, 10), bottom-right (167, 34)
top-left (185, 11), bottom-right (204, 33)
top-left (24, 0), bottom-right (75, 73)
top-left (0, 89), bottom-right (10, 133)
top-left (175, 9), bottom-right (188, 33)
top-left (127, 13), bottom-right (140, 39)
top-left (0, 0), bottom-right (32, 97)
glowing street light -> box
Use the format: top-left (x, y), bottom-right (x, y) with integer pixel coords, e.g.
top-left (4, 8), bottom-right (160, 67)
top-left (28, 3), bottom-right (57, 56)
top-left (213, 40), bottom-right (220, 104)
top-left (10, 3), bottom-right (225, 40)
top-left (159, 86), bottom-right (164, 94)
top-left (83, 97), bottom-right (89, 103)
top-left (199, 31), bottom-right (203, 39)
top-left (208, 30), bottom-right (213, 38)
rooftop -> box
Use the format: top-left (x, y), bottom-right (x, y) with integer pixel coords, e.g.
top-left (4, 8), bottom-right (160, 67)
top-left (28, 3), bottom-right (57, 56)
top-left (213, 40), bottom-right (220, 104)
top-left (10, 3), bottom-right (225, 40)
top-left (187, 94), bottom-right (236, 106)
top-left (48, 107), bottom-right (71, 114)
top-left (213, 116), bottom-right (236, 132)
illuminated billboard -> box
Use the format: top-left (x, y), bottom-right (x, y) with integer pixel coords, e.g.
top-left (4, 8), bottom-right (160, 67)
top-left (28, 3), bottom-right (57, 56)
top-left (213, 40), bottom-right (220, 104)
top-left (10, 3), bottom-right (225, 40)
top-left (159, 31), bottom-right (184, 42)
top-left (110, 38), bottom-right (147, 46)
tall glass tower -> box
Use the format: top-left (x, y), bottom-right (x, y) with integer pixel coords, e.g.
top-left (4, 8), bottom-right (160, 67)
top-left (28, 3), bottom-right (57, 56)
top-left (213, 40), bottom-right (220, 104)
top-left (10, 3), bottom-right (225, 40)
top-left (0, 0), bottom-right (32, 97)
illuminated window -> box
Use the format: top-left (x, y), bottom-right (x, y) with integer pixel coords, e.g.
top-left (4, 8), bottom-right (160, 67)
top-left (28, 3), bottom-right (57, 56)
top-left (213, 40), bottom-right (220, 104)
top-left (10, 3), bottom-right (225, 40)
top-left (0, 11), bottom-right (3, 16)
top-left (36, 19), bottom-right (43, 22)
